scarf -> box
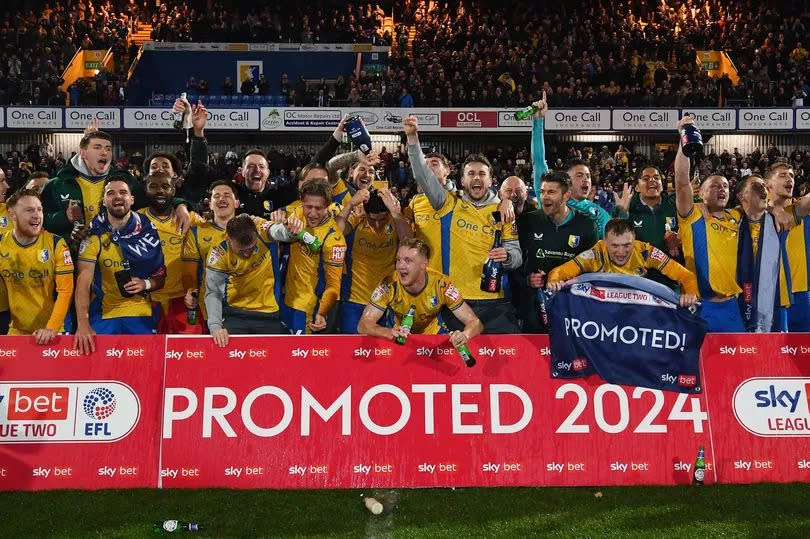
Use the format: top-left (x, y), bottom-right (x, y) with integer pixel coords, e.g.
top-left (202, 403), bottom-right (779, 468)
top-left (90, 210), bottom-right (165, 279)
top-left (736, 213), bottom-right (784, 332)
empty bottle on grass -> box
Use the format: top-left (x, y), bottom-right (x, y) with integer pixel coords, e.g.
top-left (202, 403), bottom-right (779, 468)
top-left (154, 520), bottom-right (202, 532)
top-left (395, 305), bottom-right (416, 345)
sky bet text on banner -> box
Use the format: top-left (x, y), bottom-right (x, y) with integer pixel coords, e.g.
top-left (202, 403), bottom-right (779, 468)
top-left (0, 334), bottom-right (808, 490)
top-left (548, 274), bottom-right (708, 393)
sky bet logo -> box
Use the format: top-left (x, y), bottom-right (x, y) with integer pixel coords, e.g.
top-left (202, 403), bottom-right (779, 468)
top-left (733, 378), bottom-right (810, 437)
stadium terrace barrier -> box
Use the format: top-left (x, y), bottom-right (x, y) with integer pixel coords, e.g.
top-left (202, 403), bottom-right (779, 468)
top-left (1, 334), bottom-right (808, 491)
top-left (3, 107), bottom-right (810, 132)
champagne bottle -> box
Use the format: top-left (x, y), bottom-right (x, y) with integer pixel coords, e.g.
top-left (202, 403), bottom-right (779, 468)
top-left (514, 104), bottom-right (538, 121)
top-left (295, 230), bottom-right (323, 252)
top-left (480, 214), bottom-right (503, 293)
top-left (692, 445), bottom-right (706, 485)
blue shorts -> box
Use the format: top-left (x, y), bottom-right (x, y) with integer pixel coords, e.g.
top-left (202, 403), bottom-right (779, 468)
top-left (340, 301), bottom-right (366, 334)
top-left (788, 291), bottom-right (810, 332)
top-left (700, 298), bottom-right (746, 332)
top-left (92, 315), bottom-right (157, 335)
top-left (283, 306), bottom-right (311, 335)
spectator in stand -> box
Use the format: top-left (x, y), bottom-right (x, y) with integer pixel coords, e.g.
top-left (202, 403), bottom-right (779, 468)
top-left (399, 87), bottom-right (414, 108)
top-left (240, 75), bottom-right (256, 96)
top-left (223, 76), bottom-right (234, 95)
top-left (257, 74), bottom-right (269, 95)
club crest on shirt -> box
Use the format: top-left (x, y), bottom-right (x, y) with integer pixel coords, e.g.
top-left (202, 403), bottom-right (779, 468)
top-left (371, 283), bottom-right (388, 302)
top-left (430, 295), bottom-right (439, 308)
top-left (444, 283), bottom-right (461, 303)
top-left (568, 235), bottom-right (581, 248)
top-left (0, 217), bottom-right (7, 228)
top-left (264, 200), bottom-right (273, 212)
top-left (37, 249), bottom-right (50, 263)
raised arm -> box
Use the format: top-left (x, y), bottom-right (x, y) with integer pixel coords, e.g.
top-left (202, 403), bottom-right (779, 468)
top-left (531, 94), bottom-right (549, 197)
top-left (675, 117), bottom-right (696, 218)
top-left (404, 116), bottom-right (447, 209)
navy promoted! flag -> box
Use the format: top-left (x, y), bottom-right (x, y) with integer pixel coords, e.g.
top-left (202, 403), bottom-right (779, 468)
top-left (548, 274), bottom-right (708, 393)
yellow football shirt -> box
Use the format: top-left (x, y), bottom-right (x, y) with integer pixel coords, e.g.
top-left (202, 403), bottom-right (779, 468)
top-left (77, 234), bottom-right (154, 319)
top-left (76, 174), bottom-right (106, 223)
top-left (549, 240), bottom-right (699, 296)
top-left (342, 213), bottom-right (399, 304)
top-left (0, 231), bottom-right (74, 333)
top-left (332, 178), bottom-right (353, 207)
top-left (409, 192), bottom-right (517, 301)
top-left (205, 222), bottom-right (281, 314)
top-left (787, 213), bottom-right (809, 293)
top-left (0, 203), bottom-right (9, 312)
top-left (678, 206), bottom-right (742, 298)
top-left (182, 221), bottom-right (228, 318)
top-left (369, 268), bottom-right (464, 334)
top-left (283, 207), bottom-right (346, 317)
top-left (139, 208), bottom-right (196, 313)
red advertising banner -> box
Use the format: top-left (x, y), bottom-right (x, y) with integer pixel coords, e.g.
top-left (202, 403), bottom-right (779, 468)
top-left (701, 333), bottom-right (810, 483)
top-left (160, 335), bottom-right (711, 489)
top-left (3, 333), bottom-right (809, 491)
top-left (0, 336), bottom-right (162, 490)
top-left (440, 110), bottom-right (498, 128)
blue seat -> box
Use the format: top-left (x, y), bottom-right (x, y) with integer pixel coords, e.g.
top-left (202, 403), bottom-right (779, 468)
top-left (207, 95), bottom-right (220, 106)
top-left (241, 94), bottom-right (251, 105)
top-left (152, 93), bottom-right (164, 105)
top-left (260, 95), bottom-right (272, 105)
top-left (272, 95), bottom-right (285, 106)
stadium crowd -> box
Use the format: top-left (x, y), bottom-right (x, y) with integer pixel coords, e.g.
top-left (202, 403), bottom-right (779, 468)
top-left (4, 0), bottom-right (810, 107)
top-left (1, 95), bottom-right (810, 351)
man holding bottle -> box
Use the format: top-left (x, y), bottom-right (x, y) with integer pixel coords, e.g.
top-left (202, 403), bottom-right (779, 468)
top-left (358, 238), bottom-right (482, 353)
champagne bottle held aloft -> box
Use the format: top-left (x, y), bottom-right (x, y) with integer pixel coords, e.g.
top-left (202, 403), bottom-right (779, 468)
top-left (295, 229), bottom-right (323, 253)
top-left (679, 115), bottom-right (703, 157)
top-left (692, 445), bottom-right (706, 485)
top-left (514, 104), bottom-right (538, 121)
top-left (173, 92), bottom-right (188, 130)
top-left (395, 305), bottom-right (416, 345)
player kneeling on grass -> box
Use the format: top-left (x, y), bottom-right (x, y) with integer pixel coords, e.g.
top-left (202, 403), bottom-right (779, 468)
top-left (206, 213), bottom-right (304, 347)
top-left (358, 238), bottom-right (483, 348)
top-left (0, 189), bottom-right (74, 343)
top-left (547, 218), bottom-right (699, 308)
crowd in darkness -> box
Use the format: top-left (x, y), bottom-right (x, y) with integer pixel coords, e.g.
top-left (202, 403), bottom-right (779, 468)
top-left (4, 1), bottom-right (810, 108)
top-left (0, 0), bottom-right (141, 106)
top-left (380, 0), bottom-right (810, 108)
top-left (149, 1), bottom-right (391, 45)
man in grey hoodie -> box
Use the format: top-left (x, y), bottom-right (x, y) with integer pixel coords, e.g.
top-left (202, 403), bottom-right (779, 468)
top-left (404, 116), bottom-right (521, 333)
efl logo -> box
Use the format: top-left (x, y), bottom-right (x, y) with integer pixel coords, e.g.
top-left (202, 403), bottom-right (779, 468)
top-left (733, 378), bottom-right (810, 437)
top-left (0, 382), bottom-right (140, 443)
top-left (7, 387), bottom-right (69, 420)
